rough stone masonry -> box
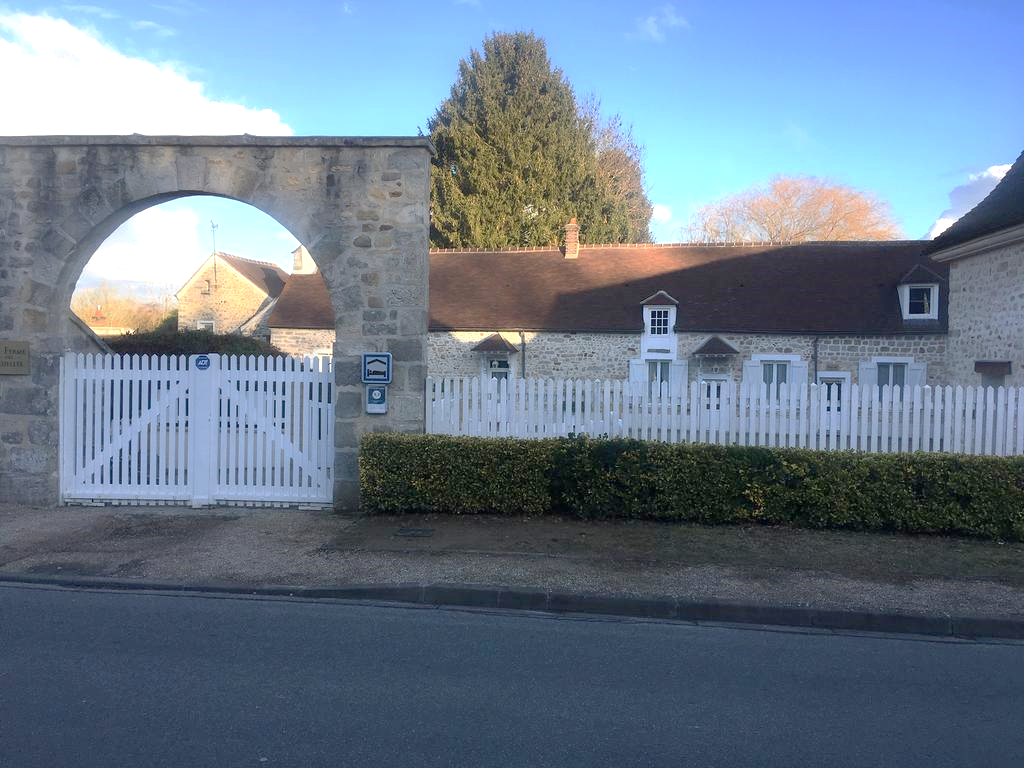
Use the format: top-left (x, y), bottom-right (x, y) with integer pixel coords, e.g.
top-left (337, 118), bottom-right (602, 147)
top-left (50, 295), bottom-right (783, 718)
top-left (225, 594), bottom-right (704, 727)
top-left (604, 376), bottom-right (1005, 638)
top-left (0, 135), bottom-right (434, 509)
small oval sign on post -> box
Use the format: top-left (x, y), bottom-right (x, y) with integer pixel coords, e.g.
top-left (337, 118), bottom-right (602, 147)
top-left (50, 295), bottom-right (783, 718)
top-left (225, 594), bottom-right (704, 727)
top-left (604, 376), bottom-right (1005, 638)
top-left (195, 355), bottom-right (210, 371)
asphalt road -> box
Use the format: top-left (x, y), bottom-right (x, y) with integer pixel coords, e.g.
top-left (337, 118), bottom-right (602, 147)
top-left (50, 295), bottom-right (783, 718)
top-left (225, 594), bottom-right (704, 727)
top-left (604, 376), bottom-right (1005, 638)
top-left (2, 583), bottom-right (1023, 768)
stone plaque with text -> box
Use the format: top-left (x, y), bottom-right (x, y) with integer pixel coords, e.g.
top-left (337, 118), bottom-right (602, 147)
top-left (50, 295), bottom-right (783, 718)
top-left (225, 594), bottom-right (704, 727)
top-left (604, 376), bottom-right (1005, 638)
top-left (0, 341), bottom-right (29, 375)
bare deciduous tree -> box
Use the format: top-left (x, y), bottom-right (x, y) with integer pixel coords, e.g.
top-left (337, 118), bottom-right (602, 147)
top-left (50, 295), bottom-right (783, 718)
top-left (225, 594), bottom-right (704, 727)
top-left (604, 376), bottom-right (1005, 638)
top-left (583, 98), bottom-right (653, 243)
top-left (686, 176), bottom-right (902, 243)
top-left (71, 282), bottom-right (174, 332)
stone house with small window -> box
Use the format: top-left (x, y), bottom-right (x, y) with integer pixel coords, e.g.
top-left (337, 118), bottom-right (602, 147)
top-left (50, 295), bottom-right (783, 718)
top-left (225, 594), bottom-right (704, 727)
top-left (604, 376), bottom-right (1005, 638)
top-left (927, 149), bottom-right (1024, 389)
top-left (175, 251), bottom-right (287, 337)
top-left (265, 246), bottom-right (335, 357)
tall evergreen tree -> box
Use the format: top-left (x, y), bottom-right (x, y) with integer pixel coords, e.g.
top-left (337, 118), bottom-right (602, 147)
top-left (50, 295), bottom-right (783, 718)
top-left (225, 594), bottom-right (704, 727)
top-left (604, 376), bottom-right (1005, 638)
top-left (429, 32), bottom-right (651, 249)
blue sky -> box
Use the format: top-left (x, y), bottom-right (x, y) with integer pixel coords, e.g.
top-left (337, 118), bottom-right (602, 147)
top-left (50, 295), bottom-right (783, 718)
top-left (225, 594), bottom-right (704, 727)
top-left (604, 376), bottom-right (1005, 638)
top-left (0, 0), bottom-right (1021, 294)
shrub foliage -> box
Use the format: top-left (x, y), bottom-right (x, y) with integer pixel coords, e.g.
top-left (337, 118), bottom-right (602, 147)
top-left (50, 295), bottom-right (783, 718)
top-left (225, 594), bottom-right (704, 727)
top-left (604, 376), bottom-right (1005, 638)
top-left (105, 329), bottom-right (282, 356)
top-left (360, 433), bottom-right (1024, 541)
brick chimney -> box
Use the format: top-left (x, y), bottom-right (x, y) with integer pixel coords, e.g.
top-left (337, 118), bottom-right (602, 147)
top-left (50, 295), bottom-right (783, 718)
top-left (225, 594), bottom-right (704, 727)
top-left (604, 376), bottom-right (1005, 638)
top-left (564, 217), bottom-right (580, 259)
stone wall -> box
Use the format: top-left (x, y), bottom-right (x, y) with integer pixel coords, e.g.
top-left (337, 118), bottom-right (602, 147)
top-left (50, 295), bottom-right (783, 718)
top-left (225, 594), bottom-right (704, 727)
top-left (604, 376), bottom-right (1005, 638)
top-left (0, 136), bottom-right (433, 510)
top-left (946, 240), bottom-right (1024, 387)
top-left (428, 329), bottom-right (950, 385)
top-left (271, 328), bottom-right (335, 359)
top-left (177, 260), bottom-right (270, 333)
top-left (428, 331), bottom-right (637, 380)
top-left (681, 332), bottom-right (949, 384)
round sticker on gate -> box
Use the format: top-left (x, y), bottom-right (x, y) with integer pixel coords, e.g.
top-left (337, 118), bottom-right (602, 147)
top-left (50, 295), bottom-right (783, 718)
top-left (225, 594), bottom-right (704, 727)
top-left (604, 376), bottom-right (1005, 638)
top-left (195, 355), bottom-right (210, 370)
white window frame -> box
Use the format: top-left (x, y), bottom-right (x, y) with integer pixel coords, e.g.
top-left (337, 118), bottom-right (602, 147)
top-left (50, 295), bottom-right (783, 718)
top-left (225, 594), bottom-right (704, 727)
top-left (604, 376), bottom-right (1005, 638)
top-left (648, 307), bottom-right (671, 336)
top-left (481, 355), bottom-right (513, 382)
top-left (746, 354), bottom-right (806, 395)
top-left (196, 320), bottom-right (216, 332)
top-left (898, 283), bottom-right (939, 320)
top-left (699, 374), bottom-right (732, 411)
top-left (647, 360), bottom-right (671, 397)
top-left (629, 359), bottom-right (688, 396)
top-left (641, 305), bottom-right (677, 359)
top-left (816, 371), bottom-right (851, 411)
top-left (859, 356), bottom-right (926, 394)
top-left (876, 360), bottom-right (908, 389)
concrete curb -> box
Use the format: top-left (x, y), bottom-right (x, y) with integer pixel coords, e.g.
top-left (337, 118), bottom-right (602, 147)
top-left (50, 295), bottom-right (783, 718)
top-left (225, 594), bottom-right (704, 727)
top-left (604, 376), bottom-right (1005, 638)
top-left (3, 572), bottom-right (1023, 640)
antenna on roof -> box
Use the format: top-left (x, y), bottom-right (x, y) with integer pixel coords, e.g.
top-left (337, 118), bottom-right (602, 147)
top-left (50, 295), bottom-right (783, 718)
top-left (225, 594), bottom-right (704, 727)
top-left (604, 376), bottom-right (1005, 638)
top-left (210, 220), bottom-right (219, 287)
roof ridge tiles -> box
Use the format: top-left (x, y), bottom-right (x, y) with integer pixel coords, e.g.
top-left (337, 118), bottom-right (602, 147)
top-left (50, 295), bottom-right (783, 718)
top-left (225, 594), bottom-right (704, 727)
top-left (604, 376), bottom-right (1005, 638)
top-left (217, 251), bottom-right (287, 270)
top-left (430, 245), bottom-right (559, 253)
top-left (430, 239), bottom-right (923, 253)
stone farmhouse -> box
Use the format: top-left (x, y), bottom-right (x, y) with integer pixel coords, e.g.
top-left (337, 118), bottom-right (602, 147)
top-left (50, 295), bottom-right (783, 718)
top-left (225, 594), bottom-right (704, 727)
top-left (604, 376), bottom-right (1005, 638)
top-left (175, 250), bottom-right (287, 338)
top-left (176, 149), bottom-right (1024, 395)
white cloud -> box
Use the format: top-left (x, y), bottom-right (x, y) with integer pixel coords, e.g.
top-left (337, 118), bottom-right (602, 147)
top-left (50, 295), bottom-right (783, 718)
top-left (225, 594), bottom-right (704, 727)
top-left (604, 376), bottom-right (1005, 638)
top-left (130, 19), bottom-right (176, 37)
top-left (634, 4), bottom-right (688, 43)
top-left (926, 163), bottom-right (1011, 239)
top-left (82, 205), bottom-right (204, 289)
top-left (651, 204), bottom-right (672, 224)
top-left (0, 13), bottom-right (291, 134)
top-left (62, 5), bottom-right (120, 20)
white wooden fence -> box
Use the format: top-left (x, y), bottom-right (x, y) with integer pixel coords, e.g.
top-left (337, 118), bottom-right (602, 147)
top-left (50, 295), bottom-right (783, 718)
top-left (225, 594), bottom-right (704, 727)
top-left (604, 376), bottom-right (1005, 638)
top-left (60, 353), bottom-right (335, 507)
top-left (426, 375), bottom-right (1024, 456)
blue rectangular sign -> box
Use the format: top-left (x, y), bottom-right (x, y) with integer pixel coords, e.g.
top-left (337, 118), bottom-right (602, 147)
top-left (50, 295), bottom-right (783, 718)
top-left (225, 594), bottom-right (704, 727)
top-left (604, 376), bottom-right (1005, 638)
top-left (362, 353), bottom-right (392, 384)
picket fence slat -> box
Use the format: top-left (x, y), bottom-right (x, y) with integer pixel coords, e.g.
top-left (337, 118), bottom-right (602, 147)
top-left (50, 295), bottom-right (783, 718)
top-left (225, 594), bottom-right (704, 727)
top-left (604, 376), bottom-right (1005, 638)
top-left (426, 374), bottom-right (1024, 457)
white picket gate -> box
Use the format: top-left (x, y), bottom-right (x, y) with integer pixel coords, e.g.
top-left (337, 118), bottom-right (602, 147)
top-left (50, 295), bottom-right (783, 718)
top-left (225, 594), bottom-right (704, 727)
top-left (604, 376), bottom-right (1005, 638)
top-left (60, 353), bottom-right (335, 507)
top-left (426, 375), bottom-right (1024, 456)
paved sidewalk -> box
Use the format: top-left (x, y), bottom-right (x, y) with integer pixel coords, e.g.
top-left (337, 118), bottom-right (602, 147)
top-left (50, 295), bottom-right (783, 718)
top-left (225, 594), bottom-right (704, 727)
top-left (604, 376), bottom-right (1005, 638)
top-left (2, 503), bottom-right (1023, 639)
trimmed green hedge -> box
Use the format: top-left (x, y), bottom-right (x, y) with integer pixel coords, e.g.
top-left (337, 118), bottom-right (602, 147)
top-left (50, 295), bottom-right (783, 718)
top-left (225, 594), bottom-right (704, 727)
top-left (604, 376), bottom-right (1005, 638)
top-left (106, 329), bottom-right (282, 356)
top-left (360, 433), bottom-right (1024, 541)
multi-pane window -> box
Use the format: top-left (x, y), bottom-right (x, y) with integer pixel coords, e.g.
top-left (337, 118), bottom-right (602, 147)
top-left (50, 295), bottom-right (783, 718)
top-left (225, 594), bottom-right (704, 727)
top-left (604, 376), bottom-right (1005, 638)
top-left (877, 362), bottom-right (907, 389)
top-left (762, 361), bottom-right (788, 396)
top-left (649, 308), bottom-right (670, 335)
top-left (197, 320), bottom-right (215, 332)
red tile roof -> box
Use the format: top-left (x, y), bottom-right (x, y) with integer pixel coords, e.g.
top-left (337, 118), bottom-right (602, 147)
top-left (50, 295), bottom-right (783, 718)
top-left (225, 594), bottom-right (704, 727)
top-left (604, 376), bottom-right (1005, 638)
top-left (264, 241), bottom-right (949, 336)
top-left (266, 273), bottom-right (335, 329)
top-left (218, 253), bottom-right (287, 298)
top-left (429, 241), bottom-right (947, 335)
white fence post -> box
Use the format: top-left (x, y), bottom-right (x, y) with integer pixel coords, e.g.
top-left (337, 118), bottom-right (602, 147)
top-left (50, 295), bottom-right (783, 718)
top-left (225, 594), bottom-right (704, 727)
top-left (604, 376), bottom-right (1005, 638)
top-left (188, 353), bottom-right (219, 508)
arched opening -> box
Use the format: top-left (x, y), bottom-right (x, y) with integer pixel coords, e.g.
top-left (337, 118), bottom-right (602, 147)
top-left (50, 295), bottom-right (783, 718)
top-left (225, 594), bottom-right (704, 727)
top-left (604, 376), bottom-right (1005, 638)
top-left (61, 196), bottom-right (341, 508)
top-left (69, 195), bottom-right (336, 359)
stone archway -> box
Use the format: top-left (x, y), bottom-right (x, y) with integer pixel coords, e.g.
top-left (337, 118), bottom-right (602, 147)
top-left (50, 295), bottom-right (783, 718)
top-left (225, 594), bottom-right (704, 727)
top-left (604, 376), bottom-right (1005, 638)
top-left (0, 135), bottom-right (434, 509)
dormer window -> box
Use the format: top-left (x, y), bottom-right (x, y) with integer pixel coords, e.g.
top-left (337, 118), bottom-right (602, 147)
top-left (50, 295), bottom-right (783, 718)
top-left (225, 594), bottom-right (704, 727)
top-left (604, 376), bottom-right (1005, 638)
top-left (640, 291), bottom-right (678, 359)
top-left (899, 283), bottom-right (939, 319)
top-left (895, 262), bottom-right (943, 321)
